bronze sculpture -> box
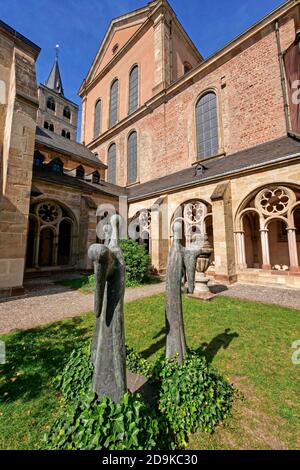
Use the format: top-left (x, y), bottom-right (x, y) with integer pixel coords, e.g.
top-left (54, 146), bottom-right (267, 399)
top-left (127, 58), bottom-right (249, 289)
top-left (165, 221), bottom-right (201, 364)
top-left (88, 215), bottom-right (127, 403)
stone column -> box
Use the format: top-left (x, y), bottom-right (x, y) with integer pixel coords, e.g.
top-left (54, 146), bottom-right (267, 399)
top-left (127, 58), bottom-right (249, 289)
top-left (234, 231), bottom-right (247, 269)
top-left (260, 229), bottom-right (271, 270)
top-left (211, 182), bottom-right (237, 284)
top-left (287, 228), bottom-right (299, 272)
top-left (150, 196), bottom-right (168, 274)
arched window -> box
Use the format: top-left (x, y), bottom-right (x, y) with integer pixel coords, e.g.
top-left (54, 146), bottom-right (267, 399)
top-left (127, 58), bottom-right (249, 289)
top-left (49, 124), bottom-right (54, 132)
top-left (92, 171), bottom-right (100, 185)
top-left (33, 151), bottom-right (44, 167)
top-left (63, 106), bottom-right (71, 119)
top-left (76, 165), bottom-right (85, 179)
top-left (47, 97), bottom-right (56, 112)
top-left (44, 121), bottom-right (49, 130)
top-left (128, 65), bottom-right (139, 114)
top-left (127, 131), bottom-right (138, 184)
top-left (66, 131), bottom-right (71, 140)
top-left (109, 79), bottom-right (119, 128)
top-left (61, 130), bottom-right (66, 138)
top-left (196, 92), bottom-right (219, 159)
top-left (94, 100), bottom-right (102, 138)
top-left (50, 158), bottom-right (63, 174)
top-left (107, 143), bottom-right (116, 184)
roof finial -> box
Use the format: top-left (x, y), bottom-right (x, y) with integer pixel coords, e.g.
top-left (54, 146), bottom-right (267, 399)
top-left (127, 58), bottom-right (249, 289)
top-left (55, 44), bottom-right (60, 62)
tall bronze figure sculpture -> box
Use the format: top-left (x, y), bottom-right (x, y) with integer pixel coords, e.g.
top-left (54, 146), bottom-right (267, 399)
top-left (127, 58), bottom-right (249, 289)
top-left (165, 221), bottom-right (201, 364)
top-left (88, 215), bottom-right (127, 403)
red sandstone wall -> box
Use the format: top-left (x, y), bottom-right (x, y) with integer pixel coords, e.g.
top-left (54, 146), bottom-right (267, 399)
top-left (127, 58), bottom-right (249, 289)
top-left (91, 17), bottom-right (296, 186)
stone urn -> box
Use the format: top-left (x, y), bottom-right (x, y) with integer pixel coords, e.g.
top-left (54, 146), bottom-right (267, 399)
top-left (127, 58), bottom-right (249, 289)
top-left (194, 234), bottom-right (214, 297)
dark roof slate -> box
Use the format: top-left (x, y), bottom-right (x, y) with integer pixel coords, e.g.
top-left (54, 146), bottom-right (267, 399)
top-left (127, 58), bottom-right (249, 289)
top-left (128, 136), bottom-right (300, 200)
top-left (32, 166), bottom-right (126, 198)
top-left (35, 127), bottom-right (107, 169)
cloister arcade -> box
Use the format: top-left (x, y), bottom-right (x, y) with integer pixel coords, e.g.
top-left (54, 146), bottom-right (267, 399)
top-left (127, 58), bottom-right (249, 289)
top-left (26, 200), bottom-right (78, 270)
top-left (235, 185), bottom-right (300, 273)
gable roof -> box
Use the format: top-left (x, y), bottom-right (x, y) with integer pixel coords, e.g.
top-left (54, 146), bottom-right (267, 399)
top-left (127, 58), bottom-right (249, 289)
top-left (80, 2), bottom-right (157, 90)
top-left (79, 0), bottom-right (202, 95)
top-left (35, 127), bottom-right (107, 169)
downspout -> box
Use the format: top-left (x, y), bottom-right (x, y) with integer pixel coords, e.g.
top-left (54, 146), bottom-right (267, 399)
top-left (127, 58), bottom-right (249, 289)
top-left (275, 19), bottom-right (291, 133)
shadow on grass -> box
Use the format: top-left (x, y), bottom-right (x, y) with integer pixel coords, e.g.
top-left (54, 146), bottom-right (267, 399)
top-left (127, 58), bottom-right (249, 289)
top-left (0, 317), bottom-right (91, 404)
top-left (140, 327), bottom-right (166, 359)
top-left (139, 326), bottom-right (239, 364)
top-left (197, 328), bottom-right (239, 364)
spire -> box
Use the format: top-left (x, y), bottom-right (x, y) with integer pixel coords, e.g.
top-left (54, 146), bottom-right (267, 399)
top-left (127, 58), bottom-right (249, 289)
top-left (45, 45), bottom-right (64, 95)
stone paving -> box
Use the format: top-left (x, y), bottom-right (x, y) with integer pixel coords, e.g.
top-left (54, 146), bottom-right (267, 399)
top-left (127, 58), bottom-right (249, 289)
top-left (213, 283), bottom-right (300, 310)
top-left (0, 278), bottom-right (299, 335)
top-left (0, 278), bottom-right (165, 335)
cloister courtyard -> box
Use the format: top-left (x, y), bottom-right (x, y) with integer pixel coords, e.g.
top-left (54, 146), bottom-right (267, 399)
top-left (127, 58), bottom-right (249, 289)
top-left (0, 276), bottom-right (300, 450)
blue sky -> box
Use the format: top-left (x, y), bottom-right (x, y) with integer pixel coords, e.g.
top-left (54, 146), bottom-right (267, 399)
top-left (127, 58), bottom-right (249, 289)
top-left (1, 0), bottom-right (285, 109)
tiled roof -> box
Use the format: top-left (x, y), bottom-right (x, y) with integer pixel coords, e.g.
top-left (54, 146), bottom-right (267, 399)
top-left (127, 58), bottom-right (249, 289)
top-left (35, 127), bottom-right (107, 169)
top-left (128, 136), bottom-right (300, 201)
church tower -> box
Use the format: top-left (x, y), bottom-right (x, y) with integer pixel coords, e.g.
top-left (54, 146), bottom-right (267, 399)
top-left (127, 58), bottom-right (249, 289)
top-left (37, 48), bottom-right (79, 141)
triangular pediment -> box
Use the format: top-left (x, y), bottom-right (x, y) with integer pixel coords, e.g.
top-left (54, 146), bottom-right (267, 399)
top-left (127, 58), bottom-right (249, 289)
top-left (81, 1), bottom-right (159, 89)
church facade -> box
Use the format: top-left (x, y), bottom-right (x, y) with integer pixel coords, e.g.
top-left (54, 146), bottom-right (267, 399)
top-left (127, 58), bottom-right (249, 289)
top-left (1, 0), bottom-right (300, 296)
top-left (79, 0), bottom-right (300, 289)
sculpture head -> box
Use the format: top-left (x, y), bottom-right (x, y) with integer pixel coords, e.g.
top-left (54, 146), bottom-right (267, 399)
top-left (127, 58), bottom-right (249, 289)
top-left (172, 220), bottom-right (183, 241)
top-left (103, 224), bottom-right (112, 246)
top-left (109, 214), bottom-right (122, 248)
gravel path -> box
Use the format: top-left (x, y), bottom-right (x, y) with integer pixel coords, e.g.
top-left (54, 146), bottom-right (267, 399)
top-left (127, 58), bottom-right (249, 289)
top-left (214, 283), bottom-right (300, 310)
top-left (0, 281), bottom-right (165, 335)
top-left (0, 279), bottom-right (299, 335)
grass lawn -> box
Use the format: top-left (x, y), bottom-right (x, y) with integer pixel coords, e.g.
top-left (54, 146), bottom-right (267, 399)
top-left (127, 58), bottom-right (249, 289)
top-left (57, 274), bottom-right (161, 293)
top-left (0, 294), bottom-right (299, 450)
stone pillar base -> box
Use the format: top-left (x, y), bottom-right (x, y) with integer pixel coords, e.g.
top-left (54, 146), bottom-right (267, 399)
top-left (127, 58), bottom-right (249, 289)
top-left (0, 286), bottom-right (25, 298)
top-left (187, 292), bottom-right (215, 302)
top-left (262, 264), bottom-right (272, 270)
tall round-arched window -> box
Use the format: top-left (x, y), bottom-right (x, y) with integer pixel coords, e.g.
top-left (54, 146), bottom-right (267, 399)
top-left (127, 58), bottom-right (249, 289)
top-left (94, 100), bottom-right (102, 138)
top-left (128, 66), bottom-right (139, 114)
top-left (109, 79), bottom-right (119, 128)
top-left (127, 131), bottom-right (138, 184)
top-left (47, 97), bottom-right (56, 112)
top-left (196, 92), bottom-right (219, 159)
top-left (63, 106), bottom-right (71, 119)
top-left (107, 143), bottom-right (117, 184)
